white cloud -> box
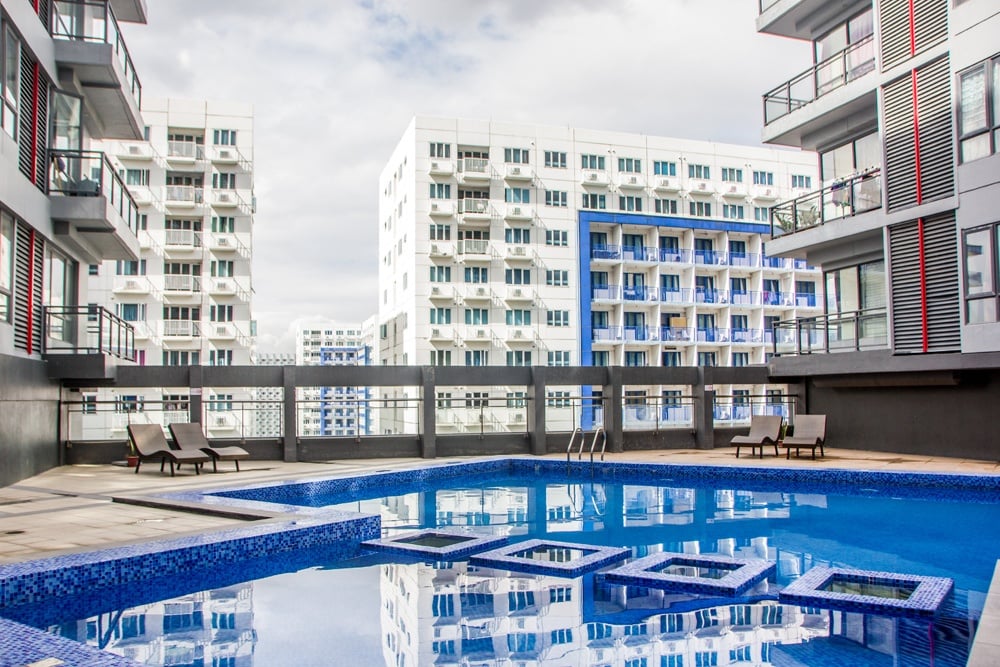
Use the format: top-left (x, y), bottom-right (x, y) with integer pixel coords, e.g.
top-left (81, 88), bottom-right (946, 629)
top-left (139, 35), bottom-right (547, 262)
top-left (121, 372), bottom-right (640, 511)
top-left (123, 0), bottom-right (809, 352)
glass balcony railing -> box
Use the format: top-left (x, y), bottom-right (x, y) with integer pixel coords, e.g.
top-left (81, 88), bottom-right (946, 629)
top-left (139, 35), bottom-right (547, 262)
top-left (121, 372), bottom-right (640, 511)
top-left (48, 149), bottom-right (138, 234)
top-left (50, 0), bottom-right (142, 109)
top-left (771, 168), bottom-right (882, 237)
top-left (763, 36), bottom-right (875, 125)
top-left (591, 244), bottom-right (621, 260)
top-left (772, 308), bottom-right (888, 355)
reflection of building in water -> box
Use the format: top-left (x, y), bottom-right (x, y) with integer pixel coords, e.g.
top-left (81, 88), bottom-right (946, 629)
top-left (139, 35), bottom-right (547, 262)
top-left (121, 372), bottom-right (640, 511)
top-left (51, 582), bottom-right (256, 666)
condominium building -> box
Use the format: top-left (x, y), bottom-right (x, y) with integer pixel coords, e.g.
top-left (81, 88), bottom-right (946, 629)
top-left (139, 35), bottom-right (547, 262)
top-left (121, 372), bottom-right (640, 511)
top-left (81, 97), bottom-right (256, 439)
top-left (295, 319), bottom-right (374, 437)
top-left (377, 117), bottom-right (818, 433)
top-left (756, 0), bottom-right (1000, 455)
top-left (0, 0), bottom-right (149, 484)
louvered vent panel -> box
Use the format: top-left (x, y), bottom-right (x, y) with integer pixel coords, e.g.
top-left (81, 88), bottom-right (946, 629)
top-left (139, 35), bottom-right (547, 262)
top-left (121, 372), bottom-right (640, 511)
top-left (880, 0), bottom-right (911, 71)
top-left (33, 76), bottom-right (49, 189)
top-left (913, 0), bottom-right (948, 55)
top-left (13, 224), bottom-right (32, 351)
top-left (916, 56), bottom-right (955, 202)
top-left (889, 221), bottom-right (924, 353)
top-left (883, 75), bottom-right (918, 211)
top-left (17, 52), bottom-right (34, 181)
top-left (922, 213), bottom-right (960, 351)
top-left (35, 0), bottom-right (50, 28)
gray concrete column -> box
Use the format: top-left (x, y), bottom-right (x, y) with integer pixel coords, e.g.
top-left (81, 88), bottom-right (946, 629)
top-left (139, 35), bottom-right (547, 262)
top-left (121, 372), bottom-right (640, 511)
top-left (529, 366), bottom-right (547, 456)
top-left (693, 367), bottom-right (714, 450)
top-left (603, 366), bottom-right (624, 453)
top-left (420, 366), bottom-right (437, 459)
top-left (282, 365), bottom-right (297, 462)
top-left (188, 365), bottom-right (203, 424)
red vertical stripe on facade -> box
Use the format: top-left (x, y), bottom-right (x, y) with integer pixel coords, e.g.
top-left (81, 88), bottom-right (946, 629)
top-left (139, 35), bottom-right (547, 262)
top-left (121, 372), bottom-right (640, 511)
top-left (907, 0), bottom-right (917, 55)
top-left (26, 230), bottom-right (36, 355)
top-left (917, 218), bottom-right (929, 352)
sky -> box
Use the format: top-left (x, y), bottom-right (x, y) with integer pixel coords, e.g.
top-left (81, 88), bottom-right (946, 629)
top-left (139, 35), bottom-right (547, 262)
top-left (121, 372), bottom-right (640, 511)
top-left (121, 0), bottom-right (809, 353)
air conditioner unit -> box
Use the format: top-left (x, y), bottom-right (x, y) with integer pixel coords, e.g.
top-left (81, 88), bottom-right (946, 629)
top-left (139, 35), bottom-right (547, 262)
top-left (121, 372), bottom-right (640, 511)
top-left (431, 286), bottom-right (441, 295)
top-left (125, 279), bottom-right (140, 290)
top-left (430, 202), bottom-right (440, 212)
top-left (476, 329), bottom-right (487, 338)
top-left (628, 176), bottom-right (638, 184)
top-left (513, 330), bottom-right (524, 339)
top-left (587, 172), bottom-right (599, 181)
top-left (431, 244), bottom-right (440, 254)
top-left (729, 185), bottom-right (738, 193)
top-left (510, 207), bottom-right (522, 217)
top-left (511, 246), bottom-right (526, 256)
top-left (128, 145), bottom-right (141, 155)
top-left (512, 413), bottom-right (524, 422)
top-left (430, 161), bottom-right (440, 171)
top-left (512, 288), bottom-right (523, 297)
top-left (697, 182), bottom-right (707, 190)
top-left (218, 149), bottom-right (233, 160)
top-left (215, 325), bottom-right (229, 336)
top-left (431, 328), bottom-right (441, 337)
top-left (510, 166), bottom-right (521, 175)
top-left (217, 236), bottom-right (231, 246)
top-left (475, 287), bottom-right (486, 296)
top-left (218, 192), bottom-right (232, 203)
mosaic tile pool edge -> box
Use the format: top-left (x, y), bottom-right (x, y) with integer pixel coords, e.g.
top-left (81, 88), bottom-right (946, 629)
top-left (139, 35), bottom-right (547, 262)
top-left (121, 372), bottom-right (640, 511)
top-left (0, 616), bottom-right (140, 667)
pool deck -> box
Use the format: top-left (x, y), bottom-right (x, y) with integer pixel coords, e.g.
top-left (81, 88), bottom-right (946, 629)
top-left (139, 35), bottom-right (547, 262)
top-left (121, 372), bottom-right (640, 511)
top-left (1, 447), bottom-right (999, 665)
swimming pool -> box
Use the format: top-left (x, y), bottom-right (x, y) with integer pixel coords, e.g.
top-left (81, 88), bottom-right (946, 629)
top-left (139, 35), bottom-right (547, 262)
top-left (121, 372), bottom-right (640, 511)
top-left (1, 459), bottom-right (998, 666)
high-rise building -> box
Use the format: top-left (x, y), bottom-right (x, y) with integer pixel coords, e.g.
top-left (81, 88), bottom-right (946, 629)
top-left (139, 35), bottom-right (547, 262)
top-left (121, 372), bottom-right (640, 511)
top-left (755, 0), bottom-right (1000, 453)
top-left (295, 319), bottom-right (374, 437)
top-left (0, 0), bottom-right (149, 484)
top-left (377, 117), bottom-right (819, 433)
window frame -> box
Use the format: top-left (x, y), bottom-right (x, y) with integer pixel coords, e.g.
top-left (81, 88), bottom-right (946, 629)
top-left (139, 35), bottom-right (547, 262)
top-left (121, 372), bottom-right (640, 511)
top-left (962, 221), bottom-right (1000, 324)
top-left (957, 54), bottom-right (1000, 163)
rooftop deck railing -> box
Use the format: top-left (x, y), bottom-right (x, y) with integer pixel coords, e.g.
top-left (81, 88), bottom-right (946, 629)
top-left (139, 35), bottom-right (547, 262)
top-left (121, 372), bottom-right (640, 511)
top-left (763, 36), bottom-right (875, 125)
top-left (772, 308), bottom-right (889, 356)
top-left (50, 0), bottom-right (142, 109)
top-left (42, 305), bottom-right (135, 360)
top-left (771, 168), bottom-right (882, 237)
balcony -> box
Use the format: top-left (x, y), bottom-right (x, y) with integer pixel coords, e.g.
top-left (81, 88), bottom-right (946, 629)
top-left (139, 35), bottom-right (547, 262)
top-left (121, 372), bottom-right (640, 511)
top-left (653, 177), bottom-right (681, 193)
top-left (428, 285), bottom-right (455, 301)
top-left (695, 328), bottom-right (731, 344)
top-left (660, 248), bottom-right (694, 264)
top-left (163, 274), bottom-right (201, 295)
top-left (687, 180), bottom-right (715, 197)
top-left (616, 173), bottom-right (646, 189)
top-left (728, 253), bottom-right (760, 269)
top-left (622, 285), bottom-right (657, 303)
top-left (429, 243), bottom-right (455, 258)
top-left (762, 291), bottom-right (795, 307)
top-left (429, 326), bottom-right (455, 342)
top-left (730, 328), bottom-right (764, 344)
top-left (456, 239), bottom-right (491, 260)
top-left (592, 326), bottom-right (621, 343)
top-left (694, 250), bottom-right (729, 267)
top-left (457, 158), bottom-right (491, 182)
top-left (761, 255), bottom-right (792, 270)
top-left (504, 164), bottom-right (534, 181)
top-left (502, 286), bottom-right (534, 303)
top-left (212, 190), bottom-right (246, 209)
top-left (50, 0), bottom-right (143, 139)
top-left (770, 169), bottom-right (883, 239)
top-left (772, 309), bottom-right (888, 356)
top-left (207, 233), bottom-right (249, 256)
top-left (461, 285), bottom-right (492, 302)
top-left (165, 185), bottom-right (205, 207)
top-left (429, 201), bottom-right (455, 217)
top-left (48, 150), bottom-right (140, 261)
top-left (721, 183), bottom-right (748, 199)
top-left (503, 204), bottom-right (534, 221)
top-left (623, 326), bottom-right (658, 343)
top-left (429, 159), bottom-right (454, 176)
top-left (458, 198), bottom-right (492, 221)
top-left (592, 285), bottom-right (622, 302)
top-left (209, 278), bottom-right (249, 299)
top-left (794, 293), bottom-right (820, 308)
top-left (162, 320), bottom-right (200, 338)
top-left (505, 245), bottom-right (532, 262)
top-left (621, 246), bottom-right (658, 264)
top-left (659, 288), bottom-right (693, 305)
top-left (163, 229), bottom-right (203, 251)
top-left (166, 140), bottom-right (205, 162)
top-left (41, 305), bottom-right (135, 380)
top-left (112, 275), bottom-right (152, 294)
top-left (581, 170), bottom-right (610, 187)
top-left (591, 245), bottom-right (622, 262)
top-left (660, 327), bottom-right (694, 343)
top-left (762, 36), bottom-right (877, 147)
top-left (730, 291), bottom-right (763, 307)
top-left (694, 289), bottom-right (731, 305)
top-left (758, 0), bottom-right (847, 40)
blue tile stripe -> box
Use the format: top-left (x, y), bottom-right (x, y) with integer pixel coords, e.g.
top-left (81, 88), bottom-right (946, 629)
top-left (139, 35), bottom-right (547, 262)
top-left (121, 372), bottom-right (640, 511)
top-left (779, 566), bottom-right (954, 618)
top-left (470, 538), bottom-right (630, 578)
top-left (0, 616), bottom-right (141, 667)
top-left (601, 552), bottom-right (776, 596)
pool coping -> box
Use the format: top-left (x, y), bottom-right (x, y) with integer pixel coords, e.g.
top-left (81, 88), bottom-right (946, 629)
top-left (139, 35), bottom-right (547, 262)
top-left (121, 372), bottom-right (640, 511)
top-left (1, 456), bottom-right (998, 666)
top-left (469, 538), bottom-right (630, 578)
top-left (601, 552), bottom-right (776, 596)
top-left (778, 566), bottom-right (954, 618)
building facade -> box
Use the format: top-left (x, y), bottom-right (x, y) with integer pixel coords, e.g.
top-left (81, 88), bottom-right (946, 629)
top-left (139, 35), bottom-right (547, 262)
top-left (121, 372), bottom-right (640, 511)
top-left (756, 0), bottom-right (1000, 457)
top-left (0, 0), bottom-right (148, 484)
top-left (377, 117), bottom-right (819, 433)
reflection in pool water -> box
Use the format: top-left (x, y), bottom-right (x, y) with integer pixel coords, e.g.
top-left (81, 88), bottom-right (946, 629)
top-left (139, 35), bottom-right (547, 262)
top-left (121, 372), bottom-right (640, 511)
top-left (17, 473), bottom-right (996, 666)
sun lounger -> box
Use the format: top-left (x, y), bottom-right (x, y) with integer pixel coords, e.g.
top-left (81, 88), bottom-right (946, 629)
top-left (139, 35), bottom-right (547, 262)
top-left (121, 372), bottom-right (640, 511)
top-left (127, 424), bottom-right (210, 476)
top-left (168, 422), bottom-right (250, 472)
top-left (782, 414), bottom-right (827, 459)
top-left (731, 415), bottom-right (783, 458)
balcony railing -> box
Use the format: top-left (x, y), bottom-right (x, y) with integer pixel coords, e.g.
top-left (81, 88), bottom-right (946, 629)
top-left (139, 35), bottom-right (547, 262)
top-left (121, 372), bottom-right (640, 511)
top-left (622, 246), bottom-right (658, 262)
top-left (771, 168), bottom-right (882, 237)
top-left (763, 35), bottom-right (875, 125)
top-left (162, 320), bottom-right (201, 337)
top-left (165, 185), bottom-right (205, 204)
top-left (622, 285), bottom-right (658, 302)
top-left (167, 141), bottom-right (205, 160)
top-left (164, 230), bottom-right (203, 248)
top-left (163, 275), bottom-right (202, 292)
top-left (773, 308), bottom-right (889, 356)
top-left (659, 288), bottom-right (693, 304)
top-left (48, 150), bottom-right (138, 233)
top-left (50, 0), bottom-right (142, 109)
top-left (42, 305), bottom-right (135, 360)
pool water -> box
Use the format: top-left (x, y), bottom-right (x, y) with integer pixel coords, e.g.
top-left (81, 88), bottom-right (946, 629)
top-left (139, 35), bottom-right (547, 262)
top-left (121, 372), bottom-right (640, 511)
top-left (8, 468), bottom-right (1000, 666)
top-left (657, 562), bottom-right (738, 580)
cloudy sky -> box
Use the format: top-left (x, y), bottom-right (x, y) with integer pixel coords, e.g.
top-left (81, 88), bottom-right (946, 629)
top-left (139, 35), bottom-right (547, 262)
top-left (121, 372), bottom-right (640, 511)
top-left (122, 0), bottom-right (808, 352)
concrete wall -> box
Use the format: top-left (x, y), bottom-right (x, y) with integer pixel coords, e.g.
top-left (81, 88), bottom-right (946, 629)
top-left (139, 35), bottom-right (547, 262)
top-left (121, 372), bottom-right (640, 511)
top-left (0, 354), bottom-right (62, 487)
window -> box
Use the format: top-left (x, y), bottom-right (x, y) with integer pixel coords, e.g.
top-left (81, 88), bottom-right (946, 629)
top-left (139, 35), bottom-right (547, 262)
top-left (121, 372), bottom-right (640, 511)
top-left (430, 223), bottom-right (451, 241)
top-left (753, 170), bottom-right (774, 185)
top-left (581, 154), bottom-right (605, 170)
top-left (625, 351), bottom-right (646, 367)
top-left (548, 350), bottom-right (571, 366)
top-left (430, 142), bottom-right (450, 158)
top-left (688, 163), bottom-right (710, 179)
top-left (545, 190), bottom-right (567, 207)
top-left (211, 260), bottom-right (234, 277)
top-left (733, 352), bottom-right (750, 367)
top-left (429, 183), bottom-right (451, 199)
top-left (619, 195), bottom-right (642, 212)
top-left (506, 350), bottom-right (532, 366)
top-left (546, 230), bottom-right (568, 246)
top-left (465, 350), bottom-right (489, 366)
top-left (505, 309), bottom-right (531, 326)
top-left (546, 270), bottom-right (569, 286)
top-left (592, 350), bottom-right (610, 365)
top-left (690, 201), bottom-right (712, 217)
top-left (505, 268), bottom-right (531, 285)
top-left (722, 204), bottom-right (744, 219)
top-left (618, 157), bottom-right (641, 173)
top-left (958, 56), bottom-right (1000, 162)
top-left (210, 304), bottom-right (233, 322)
top-left (662, 351), bottom-right (681, 366)
top-left (212, 129), bottom-right (236, 145)
top-left (505, 227), bottom-right (529, 244)
top-left (429, 350), bottom-right (451, 365)
top-left (125, 169), bottom-right (150, 186)
top-left (505, 187), bottom-right (530, 204)
top-left (210, 349), bottom-right (233, 366)
top-left (544, 150), bottom-right (566, 168)
top-left (547, 391), bottom-right (570, 407)
top-left (1, 26), bottom-right (20, 139)
top-left (721, 167), bottom-right (743, 182)
top-left (791, 174), bottom-right (812, 189)
top-left (582, 193), bottom-right (606, 210)
top-left (655, 198), bottom-right (678, 214)
top-left (464, 308), bottom-right (488, 324)
top-left (964, 223), bottom-right (999, 323)
top-left (754, 206), bottom-right (769, 222)
top-left (213, 172), bottom-right (236, 189)
top-left (547, 310), bottom-right (570, 326)
top-left (654, 161), bottom-right (677, 176)
top-left (698, 352), bottom-right (717, 366)
top-left (0, 212), bottom-right (12, 321)
top-left (430, 307), bottom-right (452, 324)
top-left (504, 147), bottom-right (530, 164)
top-left (163, 350), bottom-right (200, 366)
top-left (464, 266), bottom-right (488, 283)
top-left (429, 265), bottom-right (451, 282)
top-left (212, 216), bottom-right (235, 233)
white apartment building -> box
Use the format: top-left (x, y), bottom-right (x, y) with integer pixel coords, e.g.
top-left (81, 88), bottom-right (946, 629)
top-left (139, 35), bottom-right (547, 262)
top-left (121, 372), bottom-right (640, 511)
top-left (82, 98), bottom-right (256, 439)
top-left (377, 117), bottom-right (819, 433)
top-left (295, 318), bottom-right (375, 437)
